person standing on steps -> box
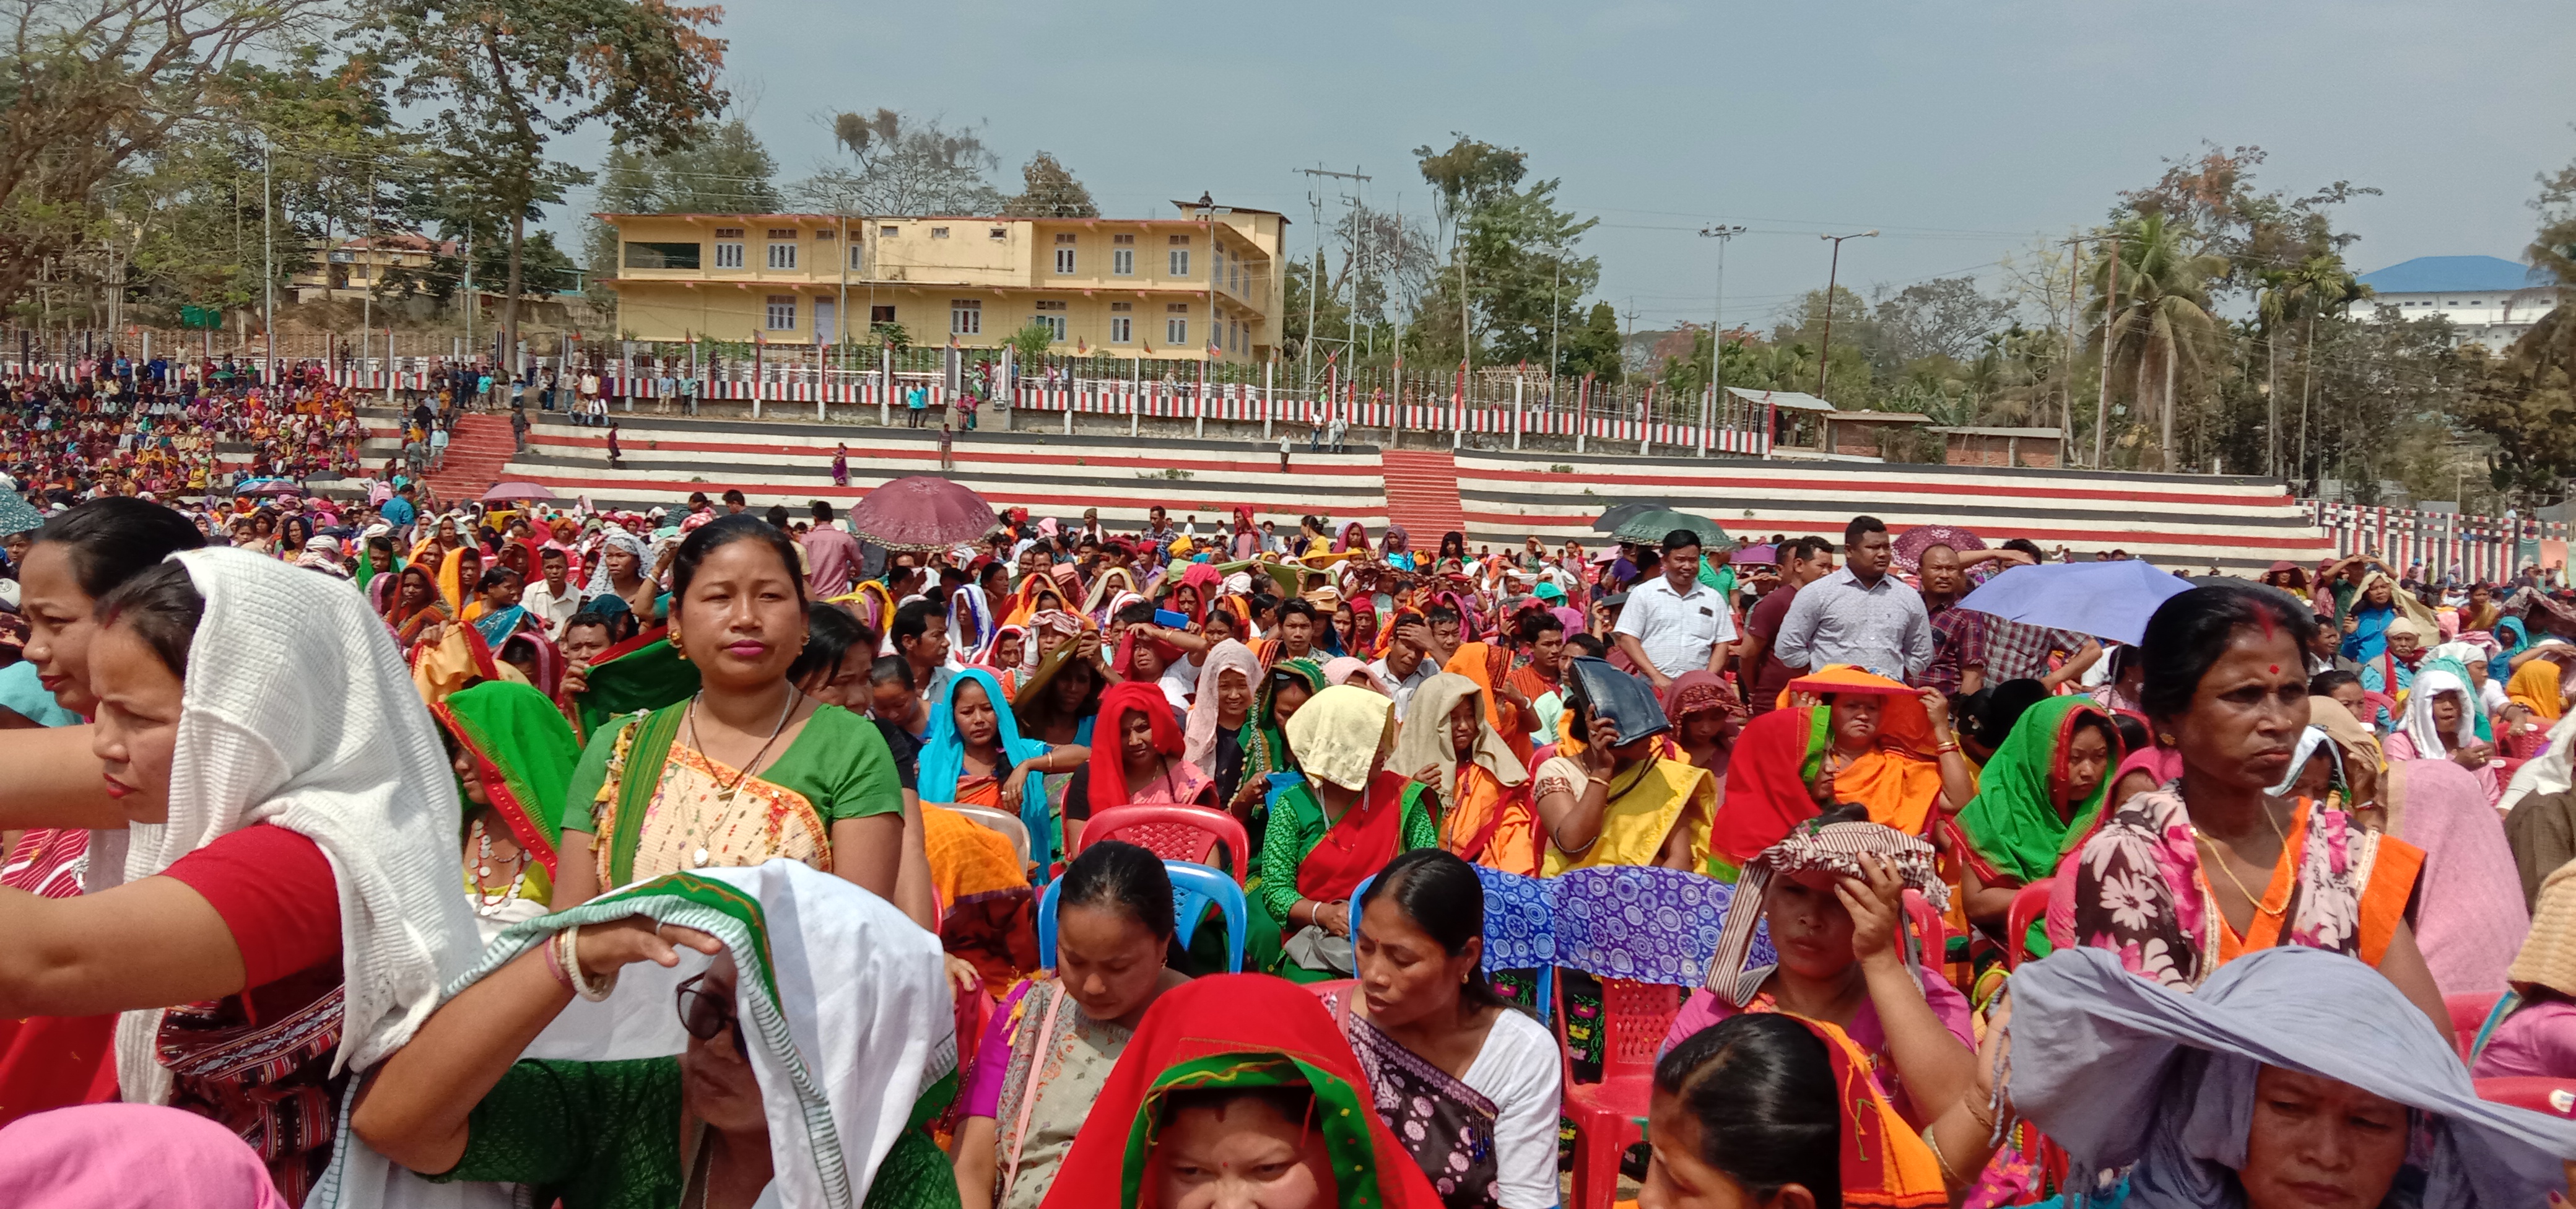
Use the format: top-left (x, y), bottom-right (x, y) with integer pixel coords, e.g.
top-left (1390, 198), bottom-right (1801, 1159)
top-left (509, 406), bottom-right (528, 454)
top-left (606, 422), bottom-right (623, 469)
top-left (1279, 433), bottom-right (1292, 474)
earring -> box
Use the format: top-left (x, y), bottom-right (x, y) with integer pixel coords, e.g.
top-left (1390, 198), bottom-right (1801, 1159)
top-left (2157, 733), bottom-right (2175, 745)
top-left (672, 642), bottom-right (687, 661)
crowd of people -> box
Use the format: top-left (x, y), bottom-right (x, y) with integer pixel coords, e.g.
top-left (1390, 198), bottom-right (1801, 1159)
top-left (2, 454), bottom-right (2576, 1209)
top-left (0, 354), bottom-right (372, 502)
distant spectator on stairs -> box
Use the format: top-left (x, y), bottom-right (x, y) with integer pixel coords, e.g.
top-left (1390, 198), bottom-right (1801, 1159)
top-left (510, 406), bottom-right (528, 453)
top-left (606, 422), bottom-right (623, 469)
top-left (428, 421), bottom-right (449, 471)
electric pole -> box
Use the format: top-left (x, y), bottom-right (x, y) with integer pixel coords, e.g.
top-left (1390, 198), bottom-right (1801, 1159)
top-left (2097, 234), bottom-right (2120, 470)
top-left (262, 145), bottom-right (275, 386)
top-left (1814, 230), bottom-right (1876, 399)
top-left (1698, 224), bottom-right (1745, 390)
top-left (1297, 165), bottom-right (1368, 395)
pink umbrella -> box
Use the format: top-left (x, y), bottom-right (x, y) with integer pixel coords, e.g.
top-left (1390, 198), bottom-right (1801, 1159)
top-left (847, 475), bottom-right (1001, 552)
top-left (480, 481), bottom-right (559, 504)
top-left (1894, 523), bottom-right (1985, 575)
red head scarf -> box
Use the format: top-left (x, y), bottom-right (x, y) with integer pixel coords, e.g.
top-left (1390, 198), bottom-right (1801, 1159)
top-left (1037, 974), bottom-right (1442, 1209)
top-left (1706, 705), bottom-right (1824, 878)
top-left (1087, 680), bottom-right (1186, 816)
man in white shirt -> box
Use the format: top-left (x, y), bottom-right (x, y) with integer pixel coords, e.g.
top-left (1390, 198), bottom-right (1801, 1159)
top-left (519, 547), bottom-right (580, 640)
top-left (1612, 528), bottom-right (1739, 692)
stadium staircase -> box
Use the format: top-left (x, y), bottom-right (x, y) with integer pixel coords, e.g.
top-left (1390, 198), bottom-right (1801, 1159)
top-left (424, 414), bottom-right (519, 501)
top-left (1380, 449), bottom-right (1469, 543)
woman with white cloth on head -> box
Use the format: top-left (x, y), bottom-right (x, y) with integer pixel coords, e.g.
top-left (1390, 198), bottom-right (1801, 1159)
top-left (0, 548), bottom-right (477, 1202)
top-left (2007, 944), bottom-right (2576, 1209)
top-left (2383, 666), bottom-right (2504, 803)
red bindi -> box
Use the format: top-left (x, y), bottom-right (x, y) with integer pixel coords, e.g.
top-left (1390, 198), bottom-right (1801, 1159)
top-left (2269, 664), bottom-right (2281, 674)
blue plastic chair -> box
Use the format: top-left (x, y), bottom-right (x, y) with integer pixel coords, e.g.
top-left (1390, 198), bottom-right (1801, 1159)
top-left (1037, 859), bottom-right (1247, 974)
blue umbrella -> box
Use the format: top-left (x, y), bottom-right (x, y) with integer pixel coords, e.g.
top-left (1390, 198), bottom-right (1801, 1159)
top-left (1954, 559), bottom-right (2193, 645)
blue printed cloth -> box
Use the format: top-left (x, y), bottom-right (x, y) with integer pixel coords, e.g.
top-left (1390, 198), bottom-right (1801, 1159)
top-left (1547, 865), bottom-right (1771, 986)
top-left (1472, 866), bottom-right (1556, 972)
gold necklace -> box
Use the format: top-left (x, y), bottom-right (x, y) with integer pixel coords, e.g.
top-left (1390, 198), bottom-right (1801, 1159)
top-left (679, 686), bottom-right (801, 868)
top-left (2194, 800), bottom-right (2295, 921)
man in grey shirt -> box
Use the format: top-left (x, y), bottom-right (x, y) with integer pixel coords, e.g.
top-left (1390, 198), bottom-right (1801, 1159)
top-left (1772, 515), bottom-right (1933, 681)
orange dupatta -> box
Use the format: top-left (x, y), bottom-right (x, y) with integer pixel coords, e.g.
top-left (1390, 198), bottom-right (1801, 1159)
top-left (1783, 665), bottom-right (1946, 838)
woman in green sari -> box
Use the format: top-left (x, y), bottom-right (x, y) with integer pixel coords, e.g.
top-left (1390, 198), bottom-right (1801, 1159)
top-left (1946, 694), bottom-right (2124, 979)
top-left (1256, 684), bottom-right (1438, 983)
top-left (433, 679), bottom-right (583, 944)
top-left (1234, 658), bottom-right (1326, 847)
top-left (551, 516), bottom-right (906, 907)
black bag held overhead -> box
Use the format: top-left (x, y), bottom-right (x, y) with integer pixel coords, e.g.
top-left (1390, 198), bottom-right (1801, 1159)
top-left (1563, 655), bottom-right (1671, 748)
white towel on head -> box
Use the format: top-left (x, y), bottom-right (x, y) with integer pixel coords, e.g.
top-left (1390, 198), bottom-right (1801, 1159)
top-left (100, 546), bottom-right (477, 1106)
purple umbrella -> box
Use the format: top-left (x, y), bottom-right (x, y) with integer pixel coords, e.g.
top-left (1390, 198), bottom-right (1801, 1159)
top-left (481, 481), bottom-right (559, 504)
top-left (848, 474), bottom-right (1001, 552)
top-left (1730, 543), bottom-right (1778, 565)
top-left (1954, 560), bottom-right (2194, 645)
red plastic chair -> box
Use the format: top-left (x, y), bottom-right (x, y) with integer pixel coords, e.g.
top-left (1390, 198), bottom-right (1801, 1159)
top-left (1555, 970), bottom-right (1681, 1209)
top-left (1902, 889), bottom-right (1944, 967)
top-left (1076, 803), bottom-right (1252, 884)
top-left (2476, 1077), bottom-right (2576, 1117)
top-left (2004, 879), bottom-right (2058, 970)
top-left (2447, 991), bottom-right (2505, 1062)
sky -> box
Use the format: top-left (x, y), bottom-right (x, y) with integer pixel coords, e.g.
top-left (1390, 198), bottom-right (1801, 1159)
top-left (551, 0), bottom-right (2576, 333)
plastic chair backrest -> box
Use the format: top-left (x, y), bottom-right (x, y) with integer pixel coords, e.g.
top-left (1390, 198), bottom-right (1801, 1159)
top-left (1901, 889), bottom-right (1943, 966)
top-left (1036, 858), bottom-right (1247, 974)
top-left (946, 804), bottom-right (1032, 869)
top-left (1079, 803), bottom-right (1252, 884)
top-left (2447, 991), bottom-right (2507, 1061)
top-left (2004, 879), bottom-right (2056, 970)
top-left (1554, 968), bottom-right (1679, 1086)
top-left (2475, 1077), bottom-right (2576, 1117)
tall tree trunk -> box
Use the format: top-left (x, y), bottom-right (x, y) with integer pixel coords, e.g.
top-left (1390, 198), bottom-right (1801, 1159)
top-left (2160, 338), bottom-right (2177, 473)
top-left (2265, 331), bottom-right (2279, 478)
top-left (503, 208), bottom-right (525, 384)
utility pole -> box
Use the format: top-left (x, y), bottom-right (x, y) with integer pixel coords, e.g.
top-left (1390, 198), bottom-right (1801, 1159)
top-left (1297, 165), bottom-right (1368, 398)
top-left (2095, 234), bottom-right (2120, 470)
top-left (1547, 250), bottom-right (1563, 407)
top-left (262, 145), bottom-right (275, 387)
top-left (1814, 230), bottom-right (1876, 398)
top-left (1699, 225), bottom-right (1744, 458)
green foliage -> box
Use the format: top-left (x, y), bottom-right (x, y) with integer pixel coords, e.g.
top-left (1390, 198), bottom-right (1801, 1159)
top-left (871, 320), bottom-right (911, 352)
top-left (1560, 302), bottom-right (1622, 379)
top-left (367, 0), bottom-right (731, 349)
top-left (1403, 134), bottom-right (1599, 369)
top-left (1006, 321), bottom-right (1055, 367)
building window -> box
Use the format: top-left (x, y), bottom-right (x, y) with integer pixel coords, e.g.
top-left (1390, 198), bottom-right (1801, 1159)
top-left (850, 244), bottom-right (865, 270)
top-left (766, 228), bottom-right (797, 239)
top-left (622, 241), bottom-right (701, 270)
top-left (1055, 248), bottom-right (1075, 275)
top-left (814, 229), bottom-right (836, 242)
top-left (870, 305), bottom-right (896, 325)
top-left (765, 295), bottom-right (796, 331)
top-left (931, 227), bottom-right (950, 239)
top-left (1055, 233), bottom-right (1077, 244)
top-left (1170, 248), bottom-right (1190, 277)
top-left (1167, 317), bottom-right (1188, 344)
top-left (714, 227), bottom-right (744, 238)
top-left (1113, 248), bottom-right (1134, 276)
top-left (880, 225), bottom-right (899, 237)
top-left (767, 240), bottom-right (798, 269)
top-left (991, 226), bottom-right (1007, 240)
top-left (1035, 302), bottom-right (1068, 340)
top-left (713, 240), bottom-right (744, 269)
top-left (951, 299), bottom-right (981, 336)
top-left (1114, 234), bottom-right (1136, 244)
top-left (1110, 302), bottom-right (1133, 344)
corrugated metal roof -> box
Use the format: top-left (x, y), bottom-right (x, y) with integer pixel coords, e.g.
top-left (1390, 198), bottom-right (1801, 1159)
top-left (1933, 426), bottom-right (2064, 437)
top-left (1827, 411), bottom-right (1932, 424)
top-left (2356, 255), bottom-right (2552, 294)
top-left (1726, 386), bottom-right (1834, 412)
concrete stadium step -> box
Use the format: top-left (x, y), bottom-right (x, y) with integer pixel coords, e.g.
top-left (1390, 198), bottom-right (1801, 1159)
top-left (1380, 449), bottom-right (1468, 541)
top-left (424, 414), bottom-right (520, 499)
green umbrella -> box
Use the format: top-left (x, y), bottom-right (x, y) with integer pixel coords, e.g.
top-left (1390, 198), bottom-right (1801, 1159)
top-left (1214, 559), bottom-right (1307, 596)
top-left (1611, 508), bottom-right (1731, 549)
top-left (1592, 500), bottom-right (1674, 534)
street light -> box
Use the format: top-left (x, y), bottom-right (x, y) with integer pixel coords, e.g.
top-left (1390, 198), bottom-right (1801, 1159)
top-left (1814, 230), bottom-right (1876, 398)
top-left (1698, 225), bottom-right (1744, 458)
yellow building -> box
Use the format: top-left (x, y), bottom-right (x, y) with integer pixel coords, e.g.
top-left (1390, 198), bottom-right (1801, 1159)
top-left (290, 233), bottom-right (456, 302)
top-left (594, 202), bottom-right (1286, 363)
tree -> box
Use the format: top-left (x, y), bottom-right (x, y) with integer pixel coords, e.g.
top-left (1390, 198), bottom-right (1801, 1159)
top-left (0, 0), bottom-right (349, 310)
top-left (793, 110), bottom-right (1004, 216)
top-left (1873, 277), bottom-right (2012, 367)
top-left (1000, 152), bottom-right (1097, 218)
top-left (369, 0), bottom-right (728, 369)
top-left (585, 116), bottom-right (778, 300)
top-left (1005, 321), bottom-right (1053, 368)
top-left (2090, 211), bottom-right (2227, 471)
top-left (1559, 301), bottom-right (1622, 378)
top-left (1403, 134), bottom-right (1599, 369)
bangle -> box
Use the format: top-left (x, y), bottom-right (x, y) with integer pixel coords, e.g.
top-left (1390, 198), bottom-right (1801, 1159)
top-left (1937, 741), bottom-right (1960, 754)
top-left (1923, 1125), bottom-right (1962, 1188)
top-left (541, 928), bottom-right (577, 993)
top-left (559, 925), bottom-right (619, 1002)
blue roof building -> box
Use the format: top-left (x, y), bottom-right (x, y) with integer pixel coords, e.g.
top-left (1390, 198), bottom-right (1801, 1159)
top-left (2354, 255), bottom-right (2557, 347)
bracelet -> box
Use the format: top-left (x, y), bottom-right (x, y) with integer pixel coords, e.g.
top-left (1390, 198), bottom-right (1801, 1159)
top-left (558, 925), bottom-right (619, 1002)
top-left (1923, 1125), bottom-right (1962, 1188)
top-left (541, 927), bottom-right (577, 993)
top-left (1936, 741), bottom-right (1960, 754)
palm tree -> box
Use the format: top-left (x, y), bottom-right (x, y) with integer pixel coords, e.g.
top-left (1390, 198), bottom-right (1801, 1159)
top-left (2089, 212), bottom-right (2227, 471)
top-left (2266, 253), bottom-right (2364, 485)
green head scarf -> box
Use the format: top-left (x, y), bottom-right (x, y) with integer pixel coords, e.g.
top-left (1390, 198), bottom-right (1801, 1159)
top-left (571, 634), bottom-right (700, 741)
top-left (1242, 657), bottom-right (1329, 782)
top-left (434, 679), bottom-right (581, 900)
top-left (1954, 695), bottom-right (2126, 888)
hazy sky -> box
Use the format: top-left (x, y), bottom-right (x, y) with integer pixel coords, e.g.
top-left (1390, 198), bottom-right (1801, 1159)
top-left (554, 0), bottom-right (2576, 332)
